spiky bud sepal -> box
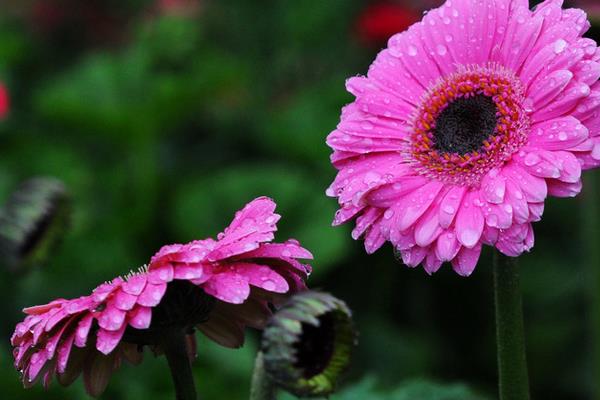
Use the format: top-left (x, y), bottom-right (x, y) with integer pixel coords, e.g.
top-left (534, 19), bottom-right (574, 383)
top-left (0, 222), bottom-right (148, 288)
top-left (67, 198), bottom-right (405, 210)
top-left (0, 177), bottom-right (70, 273)
top-left (261, 291), bottom-right (356, 397)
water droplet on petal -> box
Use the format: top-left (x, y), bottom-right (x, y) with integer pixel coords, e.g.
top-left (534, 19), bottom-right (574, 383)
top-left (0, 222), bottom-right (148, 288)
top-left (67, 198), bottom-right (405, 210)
top-left (442, 205), bottom-right (455, 214)
top-left (263, 280), bottom-right (276, 291)
top-left (553, 39), bottom-right (567, 54)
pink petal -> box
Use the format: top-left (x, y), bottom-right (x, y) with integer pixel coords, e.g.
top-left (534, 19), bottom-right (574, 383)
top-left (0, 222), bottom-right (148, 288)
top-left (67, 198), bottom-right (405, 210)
top-left (208, 197), bottom-right (279, 261)
top-left (203, 273), bottom-right (250, 304)
top-left (112, 289), bottom-right (138, 311)
top-left (230, 263), bottom-right (289, 294)
top-left (75, 314), bottom-right (94, 348)
top-left (365, 176), bottom-right (428, 208)
top-left (481, 169), bottom-right (506, 204)
top-left (147, 263), bottom-right (174, 284)
top-left (451, 244), bottom-right (482, 277)
top-left (387, 26), bottom-right (441, 90)
top-left (172, 264), bottom-right (205, 280)
top-left (240, 241), bottom-right (314, 260)
top-left (435, 231), bottom-right (461, 262)
top-left (504, 164), bottom-right (548, 203)
top-left (97, 306), bottom-right (126, 332)
top-left (414, 199), bottom-right (444, 247)
top-left (96, 324), bottom-right (127, 355)
top-left (128, 306), bottom-right (152, 329)
top-left (364, 222), bottom-right (386, 254)
top-left (122, 274), bottom-right (147, 296)
top-left (136, 282), bottom-right (167, 307)
top-left (438, 186), bottom-right (467, 228)
top-left (547, 179), bottom-right (582, 197)
top-left (423, 251), bottom-right (443, 275)
top-left (504, 180), bottom-right (530, 224)
top-left (533, 80), bottom-right (591, 123)
top-left (527, 117), bottom-right (588, 150)
top-left (528, 69), bottom-right (573, 109)
top-left (455, 192), bottom-right (485, 249)
top-left (400, 246), bottom-right (428, 268)
top-left (57, 333), bottom-right (76, 374)
top-left (395, 181), bottom-right (444, 231)
top-left (499, 6), bottom-right (544, 72)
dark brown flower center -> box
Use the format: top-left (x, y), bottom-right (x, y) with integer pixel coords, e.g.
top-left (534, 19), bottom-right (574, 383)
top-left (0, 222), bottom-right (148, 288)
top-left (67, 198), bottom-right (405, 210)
top-left (293, 312), bottom-right (336, 379)
top-left (432, 94), bottom-right (498, 155)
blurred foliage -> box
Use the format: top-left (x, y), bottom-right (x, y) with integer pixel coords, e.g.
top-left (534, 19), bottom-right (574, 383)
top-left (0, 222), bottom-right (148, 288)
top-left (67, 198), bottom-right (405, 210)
top-left (279, 377), bottom-right (490, 400)
top-left (0, 0), bottom-right (599, 400)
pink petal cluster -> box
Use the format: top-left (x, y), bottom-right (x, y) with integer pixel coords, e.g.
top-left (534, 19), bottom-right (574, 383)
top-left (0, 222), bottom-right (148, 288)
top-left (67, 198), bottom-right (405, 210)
top-left (11, 197), bottom-right (312, 396)
top-left (327, 0), bottom-right (600, 275)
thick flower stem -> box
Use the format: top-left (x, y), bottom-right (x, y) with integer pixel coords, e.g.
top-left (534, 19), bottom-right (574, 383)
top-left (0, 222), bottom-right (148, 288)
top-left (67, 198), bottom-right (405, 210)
top-left (162, 329), bottom-right (198, 400)
top-left (249, 351), bottom-right (276, 400)
top-left (493, 252), bottom-right (530, 400)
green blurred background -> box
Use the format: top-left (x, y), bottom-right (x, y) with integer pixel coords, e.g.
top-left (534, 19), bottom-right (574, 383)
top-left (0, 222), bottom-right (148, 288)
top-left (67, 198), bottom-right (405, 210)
top-left (0, 0), bottom-right (599, 399)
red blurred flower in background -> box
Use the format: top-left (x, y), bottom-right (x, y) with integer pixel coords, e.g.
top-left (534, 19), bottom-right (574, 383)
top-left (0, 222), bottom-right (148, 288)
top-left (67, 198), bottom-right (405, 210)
top-left (356, 2), bottom-right (420, 46)
top-left (0, 84), bottom-right (9, 120)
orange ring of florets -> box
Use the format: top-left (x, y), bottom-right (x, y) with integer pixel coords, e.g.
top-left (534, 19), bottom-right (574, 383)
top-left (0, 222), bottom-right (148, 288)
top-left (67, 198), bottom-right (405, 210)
top-left (410, 64), bottom-right (530, 187)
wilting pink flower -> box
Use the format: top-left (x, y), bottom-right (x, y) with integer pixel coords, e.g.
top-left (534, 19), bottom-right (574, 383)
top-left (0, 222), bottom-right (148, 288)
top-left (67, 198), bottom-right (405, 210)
top-left (11, 197), bottom-right (312, 396)
top-left (327, 0), bottom-right (600, 276)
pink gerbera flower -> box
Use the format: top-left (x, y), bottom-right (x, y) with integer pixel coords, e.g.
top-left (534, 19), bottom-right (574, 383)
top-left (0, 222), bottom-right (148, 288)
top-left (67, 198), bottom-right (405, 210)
top-left (327, 0), bottom-right (600, 276)
top-left (11, 197), bottom-right (312, 397)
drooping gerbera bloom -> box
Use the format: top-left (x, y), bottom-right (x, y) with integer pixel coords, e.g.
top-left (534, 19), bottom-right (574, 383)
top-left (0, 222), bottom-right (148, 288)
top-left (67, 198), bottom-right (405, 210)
top-left (327, 0), bottom-right (600, 275)
top-left (11, 197), bottom-right (312, 397)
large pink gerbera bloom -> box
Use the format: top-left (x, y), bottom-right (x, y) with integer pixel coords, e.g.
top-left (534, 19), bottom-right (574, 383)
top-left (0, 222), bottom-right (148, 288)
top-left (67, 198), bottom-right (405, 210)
top-left (11, 197), bottom-right (312, 396)
top-left (327, 0), bottom-right (600, 276)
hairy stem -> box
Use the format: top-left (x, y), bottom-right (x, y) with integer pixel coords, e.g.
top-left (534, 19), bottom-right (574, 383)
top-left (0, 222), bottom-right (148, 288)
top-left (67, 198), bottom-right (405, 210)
top-left (249, 351), bottom-right (276, 400)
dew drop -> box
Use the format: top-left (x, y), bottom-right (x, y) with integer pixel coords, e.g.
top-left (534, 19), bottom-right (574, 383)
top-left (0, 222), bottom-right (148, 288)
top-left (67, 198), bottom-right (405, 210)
top-left (524, 153), bottom-right (540, 166)
top-left (361, 121), bottom-right (374, 130)
top-left (558, 131), bottom-right (568, 141)
top-left (553, 39), bottom-right (567, 54)
top-left (442, 205), bottom-right (455, 214)
top-left (262, 280), bottom-right (276, 291)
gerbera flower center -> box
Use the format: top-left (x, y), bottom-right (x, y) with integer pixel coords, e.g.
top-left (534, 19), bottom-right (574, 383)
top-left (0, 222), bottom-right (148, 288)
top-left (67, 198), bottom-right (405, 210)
top-left (433, 94), bottom-right (498, 155)
top-left (411, 64), bottom-right (529, 186)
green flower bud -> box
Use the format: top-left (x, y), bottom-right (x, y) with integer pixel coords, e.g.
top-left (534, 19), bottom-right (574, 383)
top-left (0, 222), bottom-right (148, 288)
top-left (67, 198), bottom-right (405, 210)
top-left (261, 291), bottom-right (356, 397)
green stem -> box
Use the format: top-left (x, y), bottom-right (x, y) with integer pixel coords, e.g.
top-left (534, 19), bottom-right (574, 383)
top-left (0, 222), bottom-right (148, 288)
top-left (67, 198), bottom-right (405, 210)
top-left (583, 171), bottom-right (600, 400)
top-left (249, 351), bottom-right (276, 400)
top-left (493, 252), bottom-right (530, 400)
top-left (161, 329), bottom-right (198, 400)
